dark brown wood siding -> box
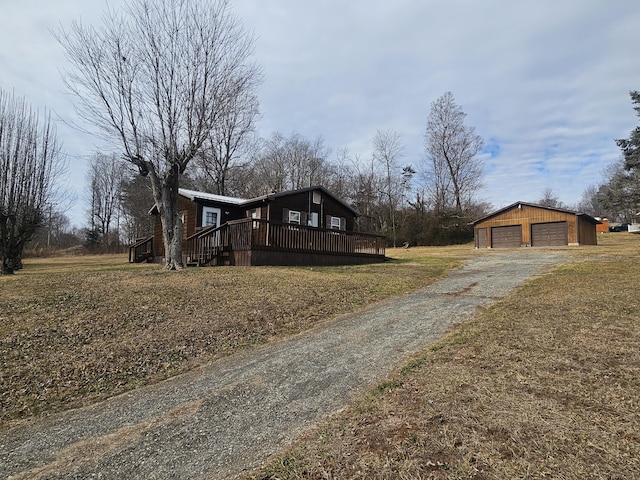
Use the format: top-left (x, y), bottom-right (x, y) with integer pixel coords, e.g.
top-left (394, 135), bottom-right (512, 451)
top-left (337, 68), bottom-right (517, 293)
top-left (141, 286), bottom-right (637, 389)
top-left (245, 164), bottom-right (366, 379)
top-left (265, 189), bottom-right (356, 231)
top-left (194, 202), bottom-right (245, 228)
top-left (238, 250), bottom-right (384, 266)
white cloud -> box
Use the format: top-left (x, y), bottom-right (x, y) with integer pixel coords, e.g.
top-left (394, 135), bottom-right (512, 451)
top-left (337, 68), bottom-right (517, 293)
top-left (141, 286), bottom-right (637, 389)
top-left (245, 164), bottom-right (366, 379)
top-left (1, 0), bottom-right (639, 225)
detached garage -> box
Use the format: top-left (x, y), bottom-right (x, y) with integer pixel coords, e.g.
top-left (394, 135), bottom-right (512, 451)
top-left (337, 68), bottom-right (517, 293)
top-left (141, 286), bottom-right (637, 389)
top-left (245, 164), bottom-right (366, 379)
top-left (472, 202), bottom-right (600, 248)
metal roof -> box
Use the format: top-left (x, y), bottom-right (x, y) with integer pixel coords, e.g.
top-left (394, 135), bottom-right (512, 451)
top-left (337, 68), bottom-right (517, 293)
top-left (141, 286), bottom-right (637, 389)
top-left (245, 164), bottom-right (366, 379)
top-left (149, 186), bottom-right (360, 217)
top-left (178, 188), bottom-right (247, 205)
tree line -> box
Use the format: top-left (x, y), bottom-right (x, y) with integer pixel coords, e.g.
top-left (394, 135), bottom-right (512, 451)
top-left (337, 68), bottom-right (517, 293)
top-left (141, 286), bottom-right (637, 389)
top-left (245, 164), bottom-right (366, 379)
top-left (555, 90), bottom-right (640, 223)
top-left (2, 0), bottom-right (639, 274)
top-left (59, 0), bottom-right (487, 268)
top-left (587, 91), bottom-right (640, 221)
top-left (86, 89), bottom-right (487, 253)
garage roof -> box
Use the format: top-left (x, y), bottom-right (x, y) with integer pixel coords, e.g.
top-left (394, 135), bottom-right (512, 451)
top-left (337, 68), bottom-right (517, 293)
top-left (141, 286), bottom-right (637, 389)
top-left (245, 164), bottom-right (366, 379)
top-left (471, 201), bottom-right (601, 225)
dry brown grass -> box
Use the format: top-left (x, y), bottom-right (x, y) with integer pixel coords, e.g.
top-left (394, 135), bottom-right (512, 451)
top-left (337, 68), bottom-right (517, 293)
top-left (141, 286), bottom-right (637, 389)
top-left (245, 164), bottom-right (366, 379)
top-left (250, 233), bottom-right (640, 480)
top-left (0, 247), bottom-right (465, 428)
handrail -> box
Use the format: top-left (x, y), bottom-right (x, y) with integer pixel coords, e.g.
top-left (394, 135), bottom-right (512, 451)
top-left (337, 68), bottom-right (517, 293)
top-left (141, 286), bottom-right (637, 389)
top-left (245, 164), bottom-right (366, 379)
top-left (192, 218), bottom-right (386, 259)
top-left (184, 223), bottom-right (232, 265)
top-left (128, 236), bottom-right (153, 263)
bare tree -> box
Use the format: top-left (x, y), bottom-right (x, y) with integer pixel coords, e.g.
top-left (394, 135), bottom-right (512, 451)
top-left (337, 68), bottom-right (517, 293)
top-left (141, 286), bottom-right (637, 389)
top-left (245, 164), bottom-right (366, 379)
top-left (193, 80), bottom-right (260, 195)
top-left (86, 153), bottom-right (126, 249)
top-left (0, 89), bottom-right (64, 274)
top-left (241, 132), bottom-right (331, 196)
top-left (596, 159), bottom-right (640, 221)
top-left (576, 185), bottom-right (603, 217)
top-left (325, 147), bottom-right (356, 202)
top-left (120, 173), bottom-right (155, 243)
top-left (335, 150), bottom-right (383, 234)
top-left (57, 0), bottom-right (262, 269)
top-left (537, 187), bottom-right (564, 208)
top-left (372, 130), bottom-right (409, 247)
top-left (27, 209), bottom-right (81, 252)
top-left (423, 92), bottom-right (484, 213)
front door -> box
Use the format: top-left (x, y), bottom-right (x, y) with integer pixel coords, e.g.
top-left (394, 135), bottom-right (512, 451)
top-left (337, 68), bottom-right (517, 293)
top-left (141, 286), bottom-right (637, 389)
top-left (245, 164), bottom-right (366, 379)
top-left (202, 206), bottom-right (221, 228)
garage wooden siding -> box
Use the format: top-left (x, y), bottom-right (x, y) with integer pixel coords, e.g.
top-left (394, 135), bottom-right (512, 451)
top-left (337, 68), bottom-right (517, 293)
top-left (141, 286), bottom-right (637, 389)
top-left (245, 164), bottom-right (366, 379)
top-left (475, 228), bottom-right (488, 248)
top-left (577, 217), bottom-right (598, 245)
top-left (531, 221), bottom-right (568, 246)
top-left (491, 225), bottom-right (522, 248)
top-left (474, 204), bottom-right (581, 246)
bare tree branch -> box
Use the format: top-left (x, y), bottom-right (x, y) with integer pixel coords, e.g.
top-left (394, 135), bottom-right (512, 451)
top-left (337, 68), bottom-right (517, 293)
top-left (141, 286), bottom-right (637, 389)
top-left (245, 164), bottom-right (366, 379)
top-left (423, 92), bottom-right (484, 213)
top-left (0, 89), bottom-right (65, 274)
top-left (56, 0), bottom-right (262, 269)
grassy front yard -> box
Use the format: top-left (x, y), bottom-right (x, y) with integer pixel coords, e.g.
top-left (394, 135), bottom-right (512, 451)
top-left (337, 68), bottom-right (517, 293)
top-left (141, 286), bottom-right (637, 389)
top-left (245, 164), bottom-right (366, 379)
top-left (4, 235), bottom-right (638, 478)
top-left (1, 245), bottom-right (466, 428)
top-left (250, 233), bottom-right (640, 479)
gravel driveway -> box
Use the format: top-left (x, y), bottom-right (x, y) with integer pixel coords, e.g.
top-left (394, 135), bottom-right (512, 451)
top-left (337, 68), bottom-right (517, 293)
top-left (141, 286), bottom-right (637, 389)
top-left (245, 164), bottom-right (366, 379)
top-left (1, 250), bottom-right (568, 479)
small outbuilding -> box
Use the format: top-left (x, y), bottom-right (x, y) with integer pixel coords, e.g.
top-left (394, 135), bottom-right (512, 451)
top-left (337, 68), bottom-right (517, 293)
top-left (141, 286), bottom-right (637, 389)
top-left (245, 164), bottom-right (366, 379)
top-left (595, 217), bottom-right (609, 234)
top-left (471, 202), bottom-right (601, 248)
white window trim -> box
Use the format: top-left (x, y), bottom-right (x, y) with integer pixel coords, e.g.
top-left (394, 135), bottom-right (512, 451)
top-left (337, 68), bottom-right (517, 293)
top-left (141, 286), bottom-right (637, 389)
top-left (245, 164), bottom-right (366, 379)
top-left (249, 208), bottom-right (261, 229)
top-left (330, 216), bottom-right (342, 230)
top-left (288, 210), bottom-right (301, 225)
top-left (202, 206), bottom-right (221, 227)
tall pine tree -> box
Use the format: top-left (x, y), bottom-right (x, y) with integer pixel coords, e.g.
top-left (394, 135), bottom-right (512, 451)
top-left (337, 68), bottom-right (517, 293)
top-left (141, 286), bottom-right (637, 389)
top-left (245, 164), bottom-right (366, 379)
top-left (616, 90), bottom-right (640, 171)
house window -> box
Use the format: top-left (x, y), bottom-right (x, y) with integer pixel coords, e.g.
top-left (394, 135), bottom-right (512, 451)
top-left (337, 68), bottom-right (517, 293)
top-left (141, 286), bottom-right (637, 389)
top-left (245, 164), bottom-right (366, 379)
top-left (308, 212), bottom-right (319, 227)
top-left (202, 206), bottom-right (221, 227)
top-left (312, 191), bottom-right (321, 204)
top-left (248, 208), bottom-right (261, 229)
top-left (288, 210), bottom-right (301, 225)
top-left (327, 215), bottom-right (346, 230)
top-left (205, 211), bottom-right (217, 226)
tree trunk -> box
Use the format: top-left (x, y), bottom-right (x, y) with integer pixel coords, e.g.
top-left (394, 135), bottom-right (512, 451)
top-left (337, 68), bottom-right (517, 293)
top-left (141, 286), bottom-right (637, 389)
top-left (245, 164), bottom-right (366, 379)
top-left (149, 166), bottom-right (184, 270)
top-left (1, 255), bottom-right (14, 274)
top-left (1, 245), bottom-right (23, 274)
top-left (1, 217), bottom-right (27, 274)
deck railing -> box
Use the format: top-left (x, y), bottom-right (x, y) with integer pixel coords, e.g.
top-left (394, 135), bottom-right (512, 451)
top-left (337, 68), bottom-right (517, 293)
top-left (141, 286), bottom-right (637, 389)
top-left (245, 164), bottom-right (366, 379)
top-left (185, 218), bottom-right (386, 265)
top-left (128, 236), bottom-right (153, 263)
top-left (184, 224), bottom-right (224, 265)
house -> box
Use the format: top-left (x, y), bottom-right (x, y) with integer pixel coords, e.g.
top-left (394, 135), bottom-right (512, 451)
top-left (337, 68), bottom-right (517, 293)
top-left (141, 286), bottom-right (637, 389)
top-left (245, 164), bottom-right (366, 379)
top-left (129, 186), bottom-right (386, 266)
top-left (471, 202), bottom-right (601, 248)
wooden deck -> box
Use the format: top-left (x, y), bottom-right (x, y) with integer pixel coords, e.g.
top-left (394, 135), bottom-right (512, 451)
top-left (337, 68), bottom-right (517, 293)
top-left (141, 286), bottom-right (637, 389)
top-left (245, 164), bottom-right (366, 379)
top-left (128, 237), bottom-right (154, 263)
top-left (183, 218), bottom-right (386, 266)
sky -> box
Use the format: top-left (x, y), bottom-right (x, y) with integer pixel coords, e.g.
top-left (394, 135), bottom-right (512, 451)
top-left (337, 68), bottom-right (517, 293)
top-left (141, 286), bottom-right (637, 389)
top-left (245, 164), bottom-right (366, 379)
top-left (1, 0), bottom-right (639, 227)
